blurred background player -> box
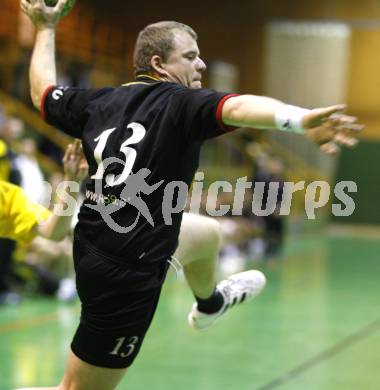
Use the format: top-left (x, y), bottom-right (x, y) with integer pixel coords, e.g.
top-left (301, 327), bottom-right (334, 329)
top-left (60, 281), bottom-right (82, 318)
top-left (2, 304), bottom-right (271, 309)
top-left (0, 140), bottom-right (87, 302)
top-left (0, 139), bottom-right (87, 242)
top-left (0, 108), bottom-right (23, 304)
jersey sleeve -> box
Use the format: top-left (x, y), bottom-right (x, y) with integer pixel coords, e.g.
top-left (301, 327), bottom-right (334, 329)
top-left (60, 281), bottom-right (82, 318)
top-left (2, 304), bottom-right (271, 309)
top-left (0, 181), bottom-right (51, 244)
top-left (41, 85), bottom-right (114, 138)
top-left (169, 86), bottom-right (239, 141)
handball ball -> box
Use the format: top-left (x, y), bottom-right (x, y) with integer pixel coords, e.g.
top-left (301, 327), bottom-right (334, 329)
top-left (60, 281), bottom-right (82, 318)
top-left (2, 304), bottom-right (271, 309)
top-left (44, 0), bottom-right (76, 17)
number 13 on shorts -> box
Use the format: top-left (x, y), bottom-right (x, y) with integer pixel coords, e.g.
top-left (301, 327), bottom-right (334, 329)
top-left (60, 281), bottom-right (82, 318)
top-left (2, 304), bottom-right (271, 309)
top-left (109, 336), bottom-right (140, 358)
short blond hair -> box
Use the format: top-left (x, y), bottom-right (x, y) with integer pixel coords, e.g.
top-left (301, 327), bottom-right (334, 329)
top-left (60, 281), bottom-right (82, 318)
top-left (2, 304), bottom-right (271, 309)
top-left (133, 21), bottom-right (197, 76)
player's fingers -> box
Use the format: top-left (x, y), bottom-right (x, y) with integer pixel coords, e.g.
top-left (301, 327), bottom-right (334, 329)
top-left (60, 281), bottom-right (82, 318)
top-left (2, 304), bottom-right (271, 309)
top-left (32, 0), bottom-right (45, 7)
top-left (79, 158), bottom-right (88, 169)
top-left (62, 143), bottom-right (72, 163)
top-left (54, 0), bottom-right (66, 14)
top-left (336, 123), bottom-right (365, 133)
top-left (78, 142), bottom-right (85, 159)
top-left (74, 139), bottom-right (82, 148)
top-left (328, 113), bottom-right (364, 132)
top-left (70, 150), bottom-right (79, 162)
top-left (305, 125), bottom-right (336, 145)
top-left (329, 113), bottom-right (357, 124)
top-left (320, 141), bottom-right (340, 155)
top-left (327, 115), bottom-right (355, 129)
top-left (55, 0), bottom-right (75, 15)
top-left (72, 139), bottom-right (81, 154)
top-left (78, 159), bottom-right (89, 176)
top-left (29, 0), bottom-right (47, 13)
top-left (69, 141), bottom-right (79, 161)
top-left (315, 104), bottom-right (347, 121)
top-left (20, 0), bottom-right (31, 13)
top-left (334, 133), bottom-right (358, 148)
top-left (304, 104), bottom-right (347, 129)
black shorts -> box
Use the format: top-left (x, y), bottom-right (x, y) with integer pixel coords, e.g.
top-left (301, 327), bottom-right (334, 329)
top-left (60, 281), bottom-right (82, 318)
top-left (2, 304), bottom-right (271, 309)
top-left (71, 232), bottom-right (169, 369)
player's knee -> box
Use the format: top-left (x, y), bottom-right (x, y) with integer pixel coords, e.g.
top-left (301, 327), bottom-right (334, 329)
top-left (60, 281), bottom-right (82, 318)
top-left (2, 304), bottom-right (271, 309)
top-left (179, 214), bottom-right (222, 259)
top-left (202, 217), bottom-right (222, 251)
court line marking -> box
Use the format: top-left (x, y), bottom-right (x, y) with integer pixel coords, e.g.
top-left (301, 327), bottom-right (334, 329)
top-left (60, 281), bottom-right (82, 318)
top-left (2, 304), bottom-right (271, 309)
top-left (0, 307), bottom-right (79, 334)
top-left (256, 317), bottom-right (380, 390)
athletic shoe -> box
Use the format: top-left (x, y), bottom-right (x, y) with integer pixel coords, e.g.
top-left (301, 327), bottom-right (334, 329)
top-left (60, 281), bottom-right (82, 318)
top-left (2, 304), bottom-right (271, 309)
top-left (188, 270), bottom-right (266, 330)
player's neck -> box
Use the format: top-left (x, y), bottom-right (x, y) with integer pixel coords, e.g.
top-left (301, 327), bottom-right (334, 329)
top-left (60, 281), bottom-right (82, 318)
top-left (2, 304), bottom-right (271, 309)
top-left (135, 74), bottom-right (161, 82)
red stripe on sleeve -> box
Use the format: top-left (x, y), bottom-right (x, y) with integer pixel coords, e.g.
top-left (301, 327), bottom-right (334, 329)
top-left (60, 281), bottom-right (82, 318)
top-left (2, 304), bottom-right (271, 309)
top-left (40, 85), bottom-right (56, 120)
top-left (216, 93), bottom-right (240, 132)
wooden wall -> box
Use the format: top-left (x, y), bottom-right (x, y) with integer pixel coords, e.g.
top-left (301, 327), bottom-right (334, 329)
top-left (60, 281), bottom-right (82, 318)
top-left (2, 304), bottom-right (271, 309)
top-left (76, 0), bottom-right (380, 140)
top-left (1, 0), bottom-right (380, 139)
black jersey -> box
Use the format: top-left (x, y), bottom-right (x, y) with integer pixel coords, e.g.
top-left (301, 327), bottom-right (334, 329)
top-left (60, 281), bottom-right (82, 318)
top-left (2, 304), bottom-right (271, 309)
top-left (42, 75), bottom-right (237, 264)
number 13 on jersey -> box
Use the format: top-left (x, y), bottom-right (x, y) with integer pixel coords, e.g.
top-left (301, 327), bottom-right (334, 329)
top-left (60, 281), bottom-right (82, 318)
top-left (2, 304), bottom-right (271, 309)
top-left (91, 122), bottom-right (146, 186)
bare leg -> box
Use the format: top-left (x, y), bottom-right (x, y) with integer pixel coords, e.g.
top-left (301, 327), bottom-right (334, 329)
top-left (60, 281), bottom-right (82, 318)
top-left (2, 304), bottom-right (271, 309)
top-left (16, 350), bottom-right (127, 390)
top-left (179, 216), bottom-right (267, 331)
top-left (175, 213), bottom-right (221, 298)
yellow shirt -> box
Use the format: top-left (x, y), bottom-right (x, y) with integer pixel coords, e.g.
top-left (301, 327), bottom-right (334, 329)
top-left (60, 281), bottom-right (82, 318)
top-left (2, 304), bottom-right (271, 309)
top-left (0, 140), bottom-right (11, 181)
top-left (0, 180), bottom-right (51, 244)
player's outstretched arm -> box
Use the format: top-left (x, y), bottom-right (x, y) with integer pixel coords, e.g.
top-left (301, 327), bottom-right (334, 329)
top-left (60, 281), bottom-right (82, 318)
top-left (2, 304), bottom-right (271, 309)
top-left (21, 0), bottom-right (75, 109)
top-left (221, 95), bottom-right (363, 154)
top-left (37, 140), bottom-right (88, 241)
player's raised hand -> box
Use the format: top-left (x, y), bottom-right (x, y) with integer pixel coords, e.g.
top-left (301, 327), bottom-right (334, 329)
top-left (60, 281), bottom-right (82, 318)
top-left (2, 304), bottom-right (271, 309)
top-left (63, 139), bottom-right (88, 181)
top-left (20, 0), bottom-right (75, 28)
top-left (302, 105), bottom-right (364, 155)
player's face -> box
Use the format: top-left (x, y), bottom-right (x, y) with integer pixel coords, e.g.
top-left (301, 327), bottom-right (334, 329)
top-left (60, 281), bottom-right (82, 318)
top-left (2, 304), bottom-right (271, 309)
top-left (162, 31), bottom-right (206, 89)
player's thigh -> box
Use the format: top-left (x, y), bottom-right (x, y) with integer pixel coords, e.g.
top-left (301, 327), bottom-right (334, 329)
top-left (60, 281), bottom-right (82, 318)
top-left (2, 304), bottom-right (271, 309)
top-left (58, 350), bottom-right (127, 390)
top-left (175, 213), bottom-right (221, 265)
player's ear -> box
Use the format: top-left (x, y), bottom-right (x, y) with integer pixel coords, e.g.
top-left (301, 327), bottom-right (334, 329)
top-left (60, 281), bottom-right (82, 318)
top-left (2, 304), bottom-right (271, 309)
top-left (150, 55), bottom-right (168, 77)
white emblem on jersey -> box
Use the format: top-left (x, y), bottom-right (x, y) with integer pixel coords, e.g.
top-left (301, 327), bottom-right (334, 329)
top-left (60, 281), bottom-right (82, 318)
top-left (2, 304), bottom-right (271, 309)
top-left (52, 89), bottom-right (64, 100)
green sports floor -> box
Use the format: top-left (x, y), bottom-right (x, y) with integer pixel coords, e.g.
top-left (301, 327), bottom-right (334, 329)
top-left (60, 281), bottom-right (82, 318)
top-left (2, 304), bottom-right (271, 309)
top-left (1, 229), bottom-right (379, 390)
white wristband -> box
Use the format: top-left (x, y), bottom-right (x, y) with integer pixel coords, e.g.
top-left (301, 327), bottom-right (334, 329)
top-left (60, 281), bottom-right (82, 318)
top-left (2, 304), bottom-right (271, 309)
top-left (274, 105), bottom-right (310, 134)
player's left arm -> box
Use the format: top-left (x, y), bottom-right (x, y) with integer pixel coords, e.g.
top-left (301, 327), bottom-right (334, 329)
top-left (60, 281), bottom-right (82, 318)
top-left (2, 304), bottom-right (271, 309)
top-left (221, 95), bottom-right (363, 154)
top-left (36, 140), bottom-right (88, 241)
